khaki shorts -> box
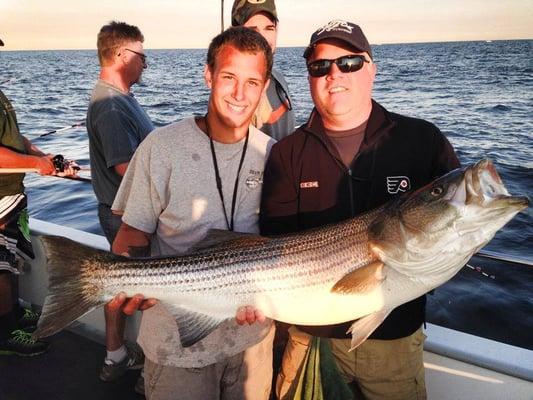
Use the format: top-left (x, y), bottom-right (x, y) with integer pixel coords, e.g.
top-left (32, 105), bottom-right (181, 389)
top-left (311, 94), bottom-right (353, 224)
top-left (276, 326), bottom-right (426, 400)
top-left (145, 323), bottom-right (275, 400)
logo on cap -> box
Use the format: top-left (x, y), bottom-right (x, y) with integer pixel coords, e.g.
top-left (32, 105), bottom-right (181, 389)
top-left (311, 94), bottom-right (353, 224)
top-left (386, 176), bottom-right (411, 194)
top-left (247, 0), bottom-right (267, 4)
top-left (316, 20), bottom-right (354, 36)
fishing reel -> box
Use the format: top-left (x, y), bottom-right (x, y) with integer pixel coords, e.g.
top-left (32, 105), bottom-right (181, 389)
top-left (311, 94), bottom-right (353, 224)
top-left (52, 154), bottom-right (80, 173)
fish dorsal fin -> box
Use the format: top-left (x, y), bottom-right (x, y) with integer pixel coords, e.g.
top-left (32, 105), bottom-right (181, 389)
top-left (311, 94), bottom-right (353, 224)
top-left (165, 304), bottom-right (227, 347)
top-left (331, 261), bottom-right (385, 294)
top-left (347, 309), bottom-right (392, 350)
top-left (188, 229), bottom-right (269, 253)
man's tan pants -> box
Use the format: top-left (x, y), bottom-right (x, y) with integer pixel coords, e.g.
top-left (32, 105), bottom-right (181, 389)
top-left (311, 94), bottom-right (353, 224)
top-left (276, 326), bottom-right (426, 400)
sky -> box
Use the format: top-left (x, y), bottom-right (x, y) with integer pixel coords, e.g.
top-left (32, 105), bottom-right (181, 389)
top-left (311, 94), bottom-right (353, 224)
top-left (0, 0), bottom-right (532, 50)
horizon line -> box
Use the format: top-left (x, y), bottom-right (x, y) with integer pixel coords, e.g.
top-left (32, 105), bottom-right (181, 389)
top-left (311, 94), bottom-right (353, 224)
top-left (1, 37), bottom-right (531, 52)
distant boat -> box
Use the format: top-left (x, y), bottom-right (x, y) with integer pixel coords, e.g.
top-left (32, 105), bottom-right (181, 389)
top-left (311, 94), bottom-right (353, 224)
top-left (486, 40), bottom-right (493, 43)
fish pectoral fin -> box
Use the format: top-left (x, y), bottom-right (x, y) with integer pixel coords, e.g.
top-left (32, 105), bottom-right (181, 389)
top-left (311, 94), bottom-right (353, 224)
top-left (331, 261), bottom-right (386, 294)
top-left (347, 309), bottom-right (392, 351)
top-left (166, 305), bottom-right (226, 347)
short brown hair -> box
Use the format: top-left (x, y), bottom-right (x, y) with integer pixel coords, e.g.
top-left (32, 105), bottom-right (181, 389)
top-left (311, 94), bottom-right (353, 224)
top-left (97, 21), bottom-right (144, 66)
top-left (206, 26), bottom-right (273, 80)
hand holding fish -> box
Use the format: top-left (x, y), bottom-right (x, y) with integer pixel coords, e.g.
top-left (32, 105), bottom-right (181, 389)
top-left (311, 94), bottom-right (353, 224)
top-left (106, 292), bottom-right (158, 315)
top-left (236, 306), bottom-right (265, 325)
top-left (107, 294), bottom-right (265, 325)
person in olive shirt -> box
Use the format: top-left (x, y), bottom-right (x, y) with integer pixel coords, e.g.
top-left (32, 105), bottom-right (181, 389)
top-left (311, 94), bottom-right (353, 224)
top-left (0, 88), bottom-right (63, 356)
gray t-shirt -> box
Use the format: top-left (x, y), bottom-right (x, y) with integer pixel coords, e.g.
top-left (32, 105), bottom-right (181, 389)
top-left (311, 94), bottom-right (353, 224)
top-left (86, 80), bottom-right (154, 206)
top-left (112, 117), bottom-right (275, 367)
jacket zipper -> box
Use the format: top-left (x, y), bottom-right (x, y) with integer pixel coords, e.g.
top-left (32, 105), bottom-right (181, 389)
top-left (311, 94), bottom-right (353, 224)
top-left (347, 168), bottom-right (355, 217)
top-left (306, 127), bottom-right (359, 218)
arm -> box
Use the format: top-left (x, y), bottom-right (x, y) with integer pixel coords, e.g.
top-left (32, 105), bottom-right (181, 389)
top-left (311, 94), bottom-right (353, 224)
top-left (248, 141), bottom-right (300, 325)
top-left (0, 143), bottom-right (55, 175)
top-left (112, 221), bottom-right (151, 257)
top-left (108, 142), bottom-right (159, 313)
top-left (108, 222), bottom-right (156, 313)
top-left (22, 135), bottom-right (48, 156)
top-left (113, 162), bottom-right (129, 177)
top-left (259, 142), bottom-right (300, 236)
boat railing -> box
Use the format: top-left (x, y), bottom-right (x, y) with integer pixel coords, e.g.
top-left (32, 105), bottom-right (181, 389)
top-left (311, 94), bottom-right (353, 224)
top-left (476, 249), bottom-right (533, 267)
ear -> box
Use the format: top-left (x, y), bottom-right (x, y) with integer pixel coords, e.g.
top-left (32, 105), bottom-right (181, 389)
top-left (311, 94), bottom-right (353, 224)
top-left (204, 65), bottom-right (213, 89)
top-left (116, 48), bottom-right (126, 65)
top-left (368, 62), bottom-right (377, 82)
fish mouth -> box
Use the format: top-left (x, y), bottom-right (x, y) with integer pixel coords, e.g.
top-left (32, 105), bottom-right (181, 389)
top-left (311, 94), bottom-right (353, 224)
top-left (457, 159), bottom-right (529, 211)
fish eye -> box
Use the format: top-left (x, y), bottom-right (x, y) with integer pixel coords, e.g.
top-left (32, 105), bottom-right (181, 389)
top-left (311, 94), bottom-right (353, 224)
top-left (431, 186), bottom-right (444, 196)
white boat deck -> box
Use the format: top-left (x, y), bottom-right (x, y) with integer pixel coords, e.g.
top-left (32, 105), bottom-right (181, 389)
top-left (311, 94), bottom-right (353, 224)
top-left (19, 218), bottom-right (533, 400)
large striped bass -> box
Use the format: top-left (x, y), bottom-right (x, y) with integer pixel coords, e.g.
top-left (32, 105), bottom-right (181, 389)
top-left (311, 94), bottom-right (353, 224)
top-left (33, 159), bottom-right (528, 350)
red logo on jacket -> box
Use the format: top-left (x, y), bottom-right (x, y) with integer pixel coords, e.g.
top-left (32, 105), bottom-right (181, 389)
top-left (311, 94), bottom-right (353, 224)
top-left (300, 181), bottom-right (319, 189)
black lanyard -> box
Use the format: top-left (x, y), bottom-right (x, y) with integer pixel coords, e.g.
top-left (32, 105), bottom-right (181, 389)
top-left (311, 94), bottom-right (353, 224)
top-left (205, 115), bottom-right (249, 231)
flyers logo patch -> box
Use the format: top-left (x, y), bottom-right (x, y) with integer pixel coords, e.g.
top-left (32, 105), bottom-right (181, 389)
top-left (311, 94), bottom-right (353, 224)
top-left (300, 181), bottom-right (319, 189)
top-left (387, 176), bottom-right (410, 194)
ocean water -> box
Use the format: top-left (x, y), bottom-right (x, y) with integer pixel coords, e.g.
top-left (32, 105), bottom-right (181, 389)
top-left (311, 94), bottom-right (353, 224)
top-left (1, 40), bottom-right (532, 349)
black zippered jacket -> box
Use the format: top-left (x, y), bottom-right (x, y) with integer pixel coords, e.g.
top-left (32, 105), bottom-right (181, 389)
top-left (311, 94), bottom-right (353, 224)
top-left (259, 100), bottom-right (460, 340)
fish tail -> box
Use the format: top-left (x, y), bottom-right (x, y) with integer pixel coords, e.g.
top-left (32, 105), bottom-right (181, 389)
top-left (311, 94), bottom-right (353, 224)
top-left (32, 235), bottom-right (108, 339)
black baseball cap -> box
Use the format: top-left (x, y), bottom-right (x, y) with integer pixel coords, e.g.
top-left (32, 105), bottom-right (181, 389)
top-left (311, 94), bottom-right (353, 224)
top-left (231, 0), bottom-right (278, 26)
top-left (0, 38), bottom-right (4, 47)
top-left (303, 20), bottom-right (372, 60)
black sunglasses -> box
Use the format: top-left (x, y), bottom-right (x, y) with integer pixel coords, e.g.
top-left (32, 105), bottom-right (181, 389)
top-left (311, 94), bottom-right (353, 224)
top-left (307, 55), bottom-right (369, 78)
top-left (125, 48), bottom-right (147, 64)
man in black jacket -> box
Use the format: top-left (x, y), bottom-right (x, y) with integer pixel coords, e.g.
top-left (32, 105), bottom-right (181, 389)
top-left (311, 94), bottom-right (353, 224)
top-left (260, 20), bottom-right (460, 399)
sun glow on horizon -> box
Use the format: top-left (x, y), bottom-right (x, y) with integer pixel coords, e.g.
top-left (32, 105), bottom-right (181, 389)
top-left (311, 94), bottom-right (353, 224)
top-left (0, 0), bottom-right (532, 51)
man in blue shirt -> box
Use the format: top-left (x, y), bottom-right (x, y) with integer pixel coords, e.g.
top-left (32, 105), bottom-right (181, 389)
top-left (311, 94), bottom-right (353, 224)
top-left (86, 20), bottom-right (154, 384)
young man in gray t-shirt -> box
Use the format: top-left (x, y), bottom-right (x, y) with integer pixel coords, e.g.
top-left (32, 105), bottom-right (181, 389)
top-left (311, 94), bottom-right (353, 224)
top-left (111, 27), bottom-right (276, 399)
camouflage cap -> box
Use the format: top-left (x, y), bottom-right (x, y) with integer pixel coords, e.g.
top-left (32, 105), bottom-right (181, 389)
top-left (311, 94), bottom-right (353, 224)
top-left (231, 0), bottom-right (278, 26)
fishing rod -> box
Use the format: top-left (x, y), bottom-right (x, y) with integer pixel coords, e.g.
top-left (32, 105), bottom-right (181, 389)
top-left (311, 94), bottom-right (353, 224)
top-left (0, 167), bottom-right (90, 173)
top-left (221, 0), bottom-right (225, 32)
top-left (0, 155), bottom-right (92, 183)
top-left (38, 121), bottom-right (86, 138)
top-left (0, 168), bottom-right (91, 183)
